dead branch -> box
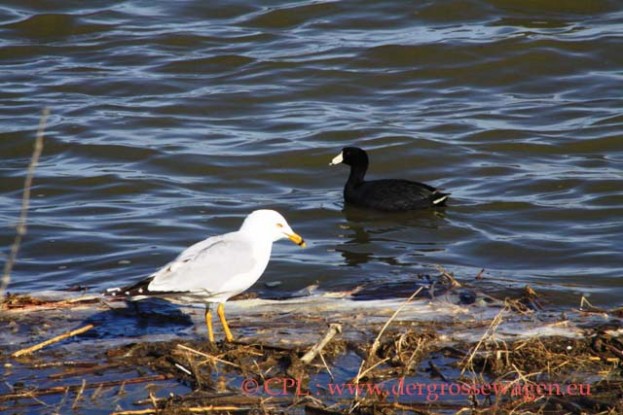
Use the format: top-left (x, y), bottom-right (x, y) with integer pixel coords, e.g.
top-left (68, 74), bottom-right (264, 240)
top-left (11, 324), bottom-right (95, 358)
top-left (301, 323), bottom-right (342, 365)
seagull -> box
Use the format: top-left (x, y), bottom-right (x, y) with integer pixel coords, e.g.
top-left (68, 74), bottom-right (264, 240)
top-left (105, 209), bottom-right (305, 342)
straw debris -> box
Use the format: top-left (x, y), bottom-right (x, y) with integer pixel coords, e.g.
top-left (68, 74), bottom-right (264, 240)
top-left (1, 278), bottom-right (622, 414)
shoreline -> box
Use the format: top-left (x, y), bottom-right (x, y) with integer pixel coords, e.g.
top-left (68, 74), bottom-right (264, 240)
top-left (2, 276), bottom-right (622, 415)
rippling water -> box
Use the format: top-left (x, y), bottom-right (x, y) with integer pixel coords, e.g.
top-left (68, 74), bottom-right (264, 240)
top-left (1, 0), bottom-right (622, 306)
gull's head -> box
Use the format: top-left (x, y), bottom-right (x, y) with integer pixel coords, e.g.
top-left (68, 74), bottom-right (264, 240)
top-left (241, 209), bottom-right (306, 247)
top-left (329, 146), bottom-right (367, 167)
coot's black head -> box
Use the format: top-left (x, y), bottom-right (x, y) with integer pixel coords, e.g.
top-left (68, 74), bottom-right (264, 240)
top-left (330, 146), bottom-right (369, 167)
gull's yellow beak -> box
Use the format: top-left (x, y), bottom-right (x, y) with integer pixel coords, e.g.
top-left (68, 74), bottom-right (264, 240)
top-left (286, 232), bottom-right (306, 247)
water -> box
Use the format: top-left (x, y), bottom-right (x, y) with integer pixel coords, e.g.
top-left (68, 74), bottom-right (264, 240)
top-left (1, 0), bottom-right (622, 307)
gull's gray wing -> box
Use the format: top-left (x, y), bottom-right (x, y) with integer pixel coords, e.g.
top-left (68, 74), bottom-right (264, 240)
top-left (146, 232), bottom-right (257, 294)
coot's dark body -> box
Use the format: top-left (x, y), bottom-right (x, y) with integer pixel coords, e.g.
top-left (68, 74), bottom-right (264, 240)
top-left (330, 147), bottom-right (449, 212)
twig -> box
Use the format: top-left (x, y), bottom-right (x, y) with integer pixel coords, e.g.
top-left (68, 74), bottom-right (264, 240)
top-left (174, 363), bottom-right (192, 376)
top-left (34, 361), bottom-right (99, 369)
top-left (132, 394), bottom-right (275, 407)
top-left (111, 406), bottom-right (245, 415)
top-left (402, 336), bottom-right (428, 375)
top-left (460, 305), bottom-right (507, 376)
top-left (186, 406), bottom-right (249, 412)
top-left (353, 357), bottom-right (390, 383)
top-left (48, 363), bottom-right (122, 379)
top-left (579, 296), bottom-right (608, 314)
top-left (1, 107), bottom-right (49, 300)
top-left (11, 324), bottom-right (94, 358)
top-left (318, 352), bottom-right (334, 381)
top-left (148, 389), bottom-right (158, 411)
top-left (175, 344), bottom-right (241, 368)
top-left (435, 265), bottom-right (462, 288)
top-left (511, 364), bottom-right (541, 384)
top-left (368, 287), bottom-right (423, 359)
top-left (475, 268), bottom-right (485, 280)
top-left (428, 361), bottom-right (448, 382)
top-left (253, 359), bottom-right (268, 380)
top-left (117, 381), bottom-right (127, 397)
top-left (2, 295), bottom-right (102, 313)
top-left (301, 323), bottom-right (342, 365)
top-left (0, 375), bottom-right (171, 402)
top-left (71, 379), bottom-right (87, 410)
top-left (351, 287), bottom-right (423, 395)
top-left (110, 410), bottom-right (156, 415)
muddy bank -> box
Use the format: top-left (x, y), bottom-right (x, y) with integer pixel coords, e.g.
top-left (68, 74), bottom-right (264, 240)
top-left (1, 276), bottom-right (622, 415)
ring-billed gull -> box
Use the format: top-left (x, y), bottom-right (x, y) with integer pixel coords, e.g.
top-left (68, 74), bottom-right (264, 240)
top-left (330, 146), bottom-right (449, 211)
top-left (106, 209), bottom-right (305, 342)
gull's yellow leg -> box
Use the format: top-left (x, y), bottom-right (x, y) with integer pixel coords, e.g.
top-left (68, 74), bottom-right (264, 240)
top-left (205, 307), bottom-right (215, 343)
top-left (217, 303), bottom-right (234, 342)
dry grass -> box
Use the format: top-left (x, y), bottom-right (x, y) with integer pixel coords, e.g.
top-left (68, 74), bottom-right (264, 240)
top-left (2, 280), bottom-right (622, 415)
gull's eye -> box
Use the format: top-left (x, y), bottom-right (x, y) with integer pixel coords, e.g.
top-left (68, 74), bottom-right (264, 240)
top-left (276, 223), bottom-right (284, 228)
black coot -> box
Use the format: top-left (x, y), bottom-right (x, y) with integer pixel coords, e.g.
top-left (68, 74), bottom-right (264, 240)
top-left (330, 146), bottom-right (449, 211)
